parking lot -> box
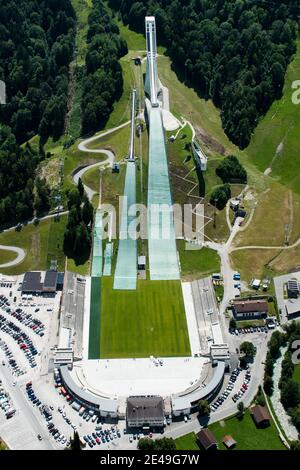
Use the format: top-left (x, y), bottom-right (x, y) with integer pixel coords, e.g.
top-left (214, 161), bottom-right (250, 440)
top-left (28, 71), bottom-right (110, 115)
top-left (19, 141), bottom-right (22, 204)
top-left (210, 367), bottom-right (251, 412)
top-left (0, 272), bottom-right (141, 450)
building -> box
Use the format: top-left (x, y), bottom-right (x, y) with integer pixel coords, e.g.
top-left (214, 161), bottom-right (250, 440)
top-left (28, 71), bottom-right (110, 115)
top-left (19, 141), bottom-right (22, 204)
top-left (232, 299), bottom-right (268, 320)
top-left (56, 272), bottom-right (65, 291)
top-left (22, 270), bottom-right (62, 295)
top-left (287, 279), bottom-right (299, 299)
top-left (230, 199), bottom-right (240, 211)
top-left (133, 56), bottom-right (141, 66)
top-left (285, 298), bottom-right (300, 319)
top-left (126, 396), bottom-right (164, 429)
top-left (223, 435), bottom-right (237, 449)
top-left (196, 429), bottom-right (217, 450)
top-left (22, 272), bottom-right (43, 294)
top-left (236, 209), bottom-right (246, 218)
top-left (43, 270), bottom-right (58, 293)
top-left (112, 163), bottom-right (120, 173)
top-left (191, 139), bottom-right (207, 171)
top-left (138, 256), bottom-right (146, 270)
top-left (210, 344), bottom-right (230, 367)
top-left (251, 405), bottom-right (271, 428)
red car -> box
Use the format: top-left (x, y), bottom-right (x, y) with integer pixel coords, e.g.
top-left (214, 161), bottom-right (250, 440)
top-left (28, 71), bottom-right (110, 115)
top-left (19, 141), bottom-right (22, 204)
top-left (96, 438), bottom-right (101, 444)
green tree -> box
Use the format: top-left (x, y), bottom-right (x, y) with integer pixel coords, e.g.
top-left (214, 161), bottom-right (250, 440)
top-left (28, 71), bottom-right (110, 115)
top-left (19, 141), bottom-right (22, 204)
top-left (68, 431), bottom-right (82, 451)
top-left (263, 375), bottom-right (274, 396)
top-left (82, 199), bottom-right (94, 226)
top-left (281, 379), bottom-right (300, 409)
top-left (216, 155), bottom-right (247, 183)
top-left (290, 440), bottom-right (300, 451)
top-left (210, 184), bottom-right (231, 210)
top-left (240, 341), bottom-right (256, 359)
top-left (237, 401), bottom-right (245, 419)
top-left (198, 400), bottom-right (211, 416)
top-left (137, 438), bottom-right (155, 451)
top-left (77, 177), bottom-right (84, 200)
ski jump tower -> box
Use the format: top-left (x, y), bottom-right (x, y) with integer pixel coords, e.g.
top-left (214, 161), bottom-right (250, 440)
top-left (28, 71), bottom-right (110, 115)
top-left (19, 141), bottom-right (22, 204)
top-left (145, 16), bottom-right (160, 107)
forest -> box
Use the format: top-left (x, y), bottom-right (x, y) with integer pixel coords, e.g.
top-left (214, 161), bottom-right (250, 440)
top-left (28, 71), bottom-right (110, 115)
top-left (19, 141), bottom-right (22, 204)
top-left (81, 0), bottom-right (127, 134)
top-left (109, 0), bottom-right (299, 148)
top-left (0, 0), bottom-right (76, 228)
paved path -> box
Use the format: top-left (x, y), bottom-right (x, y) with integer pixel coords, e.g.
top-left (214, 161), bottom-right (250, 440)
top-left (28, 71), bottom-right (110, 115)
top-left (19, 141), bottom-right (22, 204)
top-left (74, 121), bottom-right (130, 201)
top-left (0, 245), bottom-right (26, 269)
top-left (230, 237), bottom-right (300, 252)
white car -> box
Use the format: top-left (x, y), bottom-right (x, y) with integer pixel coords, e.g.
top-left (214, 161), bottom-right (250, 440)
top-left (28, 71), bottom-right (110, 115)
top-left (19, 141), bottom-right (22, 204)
top-left (129, 437), bottom-right (133, 443)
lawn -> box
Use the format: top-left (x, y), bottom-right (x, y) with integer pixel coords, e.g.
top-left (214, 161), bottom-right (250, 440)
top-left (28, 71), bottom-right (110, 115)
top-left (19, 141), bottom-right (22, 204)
top-left (0, 438), bottom-right (8, 450)
top-left (85, 124), bottom-right (130, 156)
top-left (233, 180), bottom-right (300, 248)
top-left (175, 433), bottom-right (199, 451)
top-left (177, 241), bottom-right (220, 280)
top-left (244, 38), bottom-right (300, 195)
top-left (0, 216), bottom-right (67, 275)
top-left (204, 202), bottom-right (230, 243)
top-left (230, 248), bottom-right (281, 285)
top-left (116, 21), bottom-right (147, 51)
top-left (175, 410), bottom-right (286, 450)
top-left (98, 277), bottom-right (191, 359)
top-left (209, 410), bottom-right (286, 450)
top-left (0, 249), bottom-right (18, 266)
top-left (293, 364), bottom-right (300, 384)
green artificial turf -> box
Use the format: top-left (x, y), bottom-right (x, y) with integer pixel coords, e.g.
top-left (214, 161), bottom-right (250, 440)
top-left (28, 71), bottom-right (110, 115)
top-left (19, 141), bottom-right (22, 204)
top-left (99, 277), bottom-right (191, 359)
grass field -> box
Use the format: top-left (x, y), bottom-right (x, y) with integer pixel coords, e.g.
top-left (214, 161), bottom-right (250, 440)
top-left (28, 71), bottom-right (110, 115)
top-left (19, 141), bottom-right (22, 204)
top-left (234, 180), bottom-right (300, 248)
top-left (293, 364), bottom-right (300, 384)
top-left (230, 249), bottom-right (281, 285)
top-left (177, 242), bottom-right (220, 280)
top-left (209, 410), bottom-right (286, 450)
top-left (99, 277), bottom-right (191, 359)
top-left (175, 410), bottom-right (286, 450)
top-left (175, 433), bottom-right (199, 451)
top-left (0, 216), bottom-right (67, 275)
top-left (0, 249), bottom-right (18, 266)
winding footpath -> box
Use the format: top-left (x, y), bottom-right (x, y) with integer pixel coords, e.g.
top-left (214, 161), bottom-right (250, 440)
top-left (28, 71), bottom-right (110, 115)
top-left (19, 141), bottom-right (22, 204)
top-left (73, 120), bottom-right (130, 201)
top-left (0, 245), bottom-right (26, 269)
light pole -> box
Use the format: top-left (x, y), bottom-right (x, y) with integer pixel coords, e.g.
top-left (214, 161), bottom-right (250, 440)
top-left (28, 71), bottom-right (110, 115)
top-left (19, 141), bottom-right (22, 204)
top-left (213, 198), bottom-right (218, 228)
